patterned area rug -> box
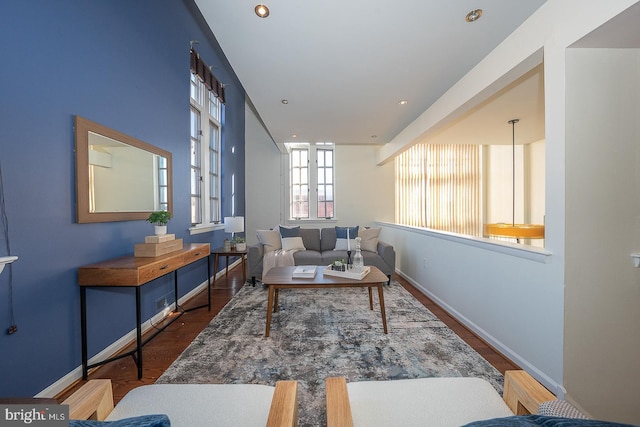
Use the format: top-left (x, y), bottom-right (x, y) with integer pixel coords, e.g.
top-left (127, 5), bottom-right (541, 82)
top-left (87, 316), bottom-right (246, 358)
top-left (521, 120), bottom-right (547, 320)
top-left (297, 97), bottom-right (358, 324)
top-left (157, 282), bottom-right (504, 426)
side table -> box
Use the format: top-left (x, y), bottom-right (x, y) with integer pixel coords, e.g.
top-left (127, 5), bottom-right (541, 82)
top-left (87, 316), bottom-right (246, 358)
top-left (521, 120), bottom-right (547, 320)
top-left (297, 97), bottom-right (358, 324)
top-left (211, 246), bottom-right (247, 285)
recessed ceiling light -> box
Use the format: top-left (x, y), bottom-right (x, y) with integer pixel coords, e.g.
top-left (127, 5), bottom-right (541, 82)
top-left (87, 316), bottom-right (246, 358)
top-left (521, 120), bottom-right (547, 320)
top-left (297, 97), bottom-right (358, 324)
top-left (466, 9), bottom-right (483, 22)
top-left (281, 99), bottom-right (288, 104)
top-left (255, 4), bottom-right (270, 18)
top-left (291, 134), bottom-right (297, 138)
top-left (398, 100), bottom-right (408, 105)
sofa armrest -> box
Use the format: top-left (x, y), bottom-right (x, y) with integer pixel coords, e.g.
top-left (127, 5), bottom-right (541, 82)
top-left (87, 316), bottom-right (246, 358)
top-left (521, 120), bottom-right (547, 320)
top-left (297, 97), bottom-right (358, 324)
top-left (63, 379), bottom-right (114, 421)
top-left (267, 380), bottom-right (299, 427)
top-left (503, 370), bottom-right (556, 415)
top-left (325, 377), bottom-right (353, 427)
top-left (377, 241), bottom-right (396, 274)
top-left (247, 243), bottom-right (265, 277)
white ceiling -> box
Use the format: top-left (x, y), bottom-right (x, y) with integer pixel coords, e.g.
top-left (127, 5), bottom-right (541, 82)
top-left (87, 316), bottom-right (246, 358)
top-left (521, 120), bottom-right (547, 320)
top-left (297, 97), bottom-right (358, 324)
top-left (194, 0), bottom-right (548, 147)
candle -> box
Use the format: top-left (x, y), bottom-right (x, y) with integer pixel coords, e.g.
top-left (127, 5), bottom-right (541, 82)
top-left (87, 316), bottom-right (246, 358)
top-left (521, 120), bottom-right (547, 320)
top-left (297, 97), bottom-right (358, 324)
top-left (347, 228), bottom-right (350, 251)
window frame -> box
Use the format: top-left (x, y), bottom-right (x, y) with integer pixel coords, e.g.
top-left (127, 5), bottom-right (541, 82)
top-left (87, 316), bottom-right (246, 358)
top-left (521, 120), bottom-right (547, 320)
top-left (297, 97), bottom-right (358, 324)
top-left (189, 73), bottom-right (223, 234)
top-left (286, 142), bottom-right (335, 221)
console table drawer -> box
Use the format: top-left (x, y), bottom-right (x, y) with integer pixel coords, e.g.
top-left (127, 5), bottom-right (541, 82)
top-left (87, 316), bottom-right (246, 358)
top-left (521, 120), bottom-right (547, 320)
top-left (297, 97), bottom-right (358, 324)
top-left (182, 246), bottom-right (209, 264)
top-left (137, 258), bottom-right (184, 283)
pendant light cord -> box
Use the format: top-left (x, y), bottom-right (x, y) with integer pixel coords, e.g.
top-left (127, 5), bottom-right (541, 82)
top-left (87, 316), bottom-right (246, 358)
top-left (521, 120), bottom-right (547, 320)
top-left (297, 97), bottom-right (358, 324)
top-left (509, 119), bottom-right (519, 227)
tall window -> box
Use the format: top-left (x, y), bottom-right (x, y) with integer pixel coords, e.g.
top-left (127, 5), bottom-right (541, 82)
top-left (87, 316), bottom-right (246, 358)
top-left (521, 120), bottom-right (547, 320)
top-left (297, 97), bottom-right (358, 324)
top-left (190, 73), bottom-right (222, 227)
top-left (288, 143), bottom-right (335, 220)
top-left (316, 148), bottom-right (334, 218)
top-left (290, 147), bottom-right (309, 218)
top-left (395, 144), bottom-right (482, 236)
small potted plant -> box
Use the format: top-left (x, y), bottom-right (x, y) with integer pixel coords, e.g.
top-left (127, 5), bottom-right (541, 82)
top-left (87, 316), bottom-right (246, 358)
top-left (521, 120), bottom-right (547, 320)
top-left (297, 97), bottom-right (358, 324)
top-left (331, 259), bottom-right (346, 271)
top-left (234, 236), bottom-right (246, 251)
top-left (146, 211), bottom-right (172, 235)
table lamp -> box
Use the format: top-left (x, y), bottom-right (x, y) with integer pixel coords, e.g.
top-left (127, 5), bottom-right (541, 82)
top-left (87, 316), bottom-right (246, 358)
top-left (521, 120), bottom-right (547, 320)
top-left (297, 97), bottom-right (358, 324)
top-left (224, 216), bottom-right (244, 246)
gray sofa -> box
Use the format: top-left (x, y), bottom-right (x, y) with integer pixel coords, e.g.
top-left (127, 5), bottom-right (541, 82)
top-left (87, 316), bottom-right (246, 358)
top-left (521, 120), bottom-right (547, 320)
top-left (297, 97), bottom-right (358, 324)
top-left (247, 227), bottom-right (395, 285)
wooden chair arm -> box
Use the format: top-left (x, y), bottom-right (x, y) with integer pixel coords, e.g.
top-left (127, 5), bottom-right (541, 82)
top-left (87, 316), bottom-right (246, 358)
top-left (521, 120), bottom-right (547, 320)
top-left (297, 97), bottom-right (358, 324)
top-left (266, 380), bottom-right (299, 427)
top-left (325, 377), bottom-right (354, 427)
top-left (503, 370), bottom-right (556, 415)
top-left (62, 379), bottom-right (114, 421)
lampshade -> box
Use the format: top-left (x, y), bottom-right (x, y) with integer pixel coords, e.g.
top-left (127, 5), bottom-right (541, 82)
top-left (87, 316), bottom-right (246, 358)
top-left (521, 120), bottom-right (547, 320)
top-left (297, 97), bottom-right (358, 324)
top-left (224, 216), bottom-right (244, 234)
top-left (484, 224), bottom-right (545, 240)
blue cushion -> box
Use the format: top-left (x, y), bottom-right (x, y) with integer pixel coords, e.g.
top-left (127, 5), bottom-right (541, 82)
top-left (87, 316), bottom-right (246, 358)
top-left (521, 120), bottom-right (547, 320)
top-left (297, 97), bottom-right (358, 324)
top-left (335, 226), bottom-right (358, 239)
top-left (279, 225), bottom-right (301, 238)
top-left (70, 414), bottom-right (170, 427)
top-left (461, 415), bottom-right (636, 427)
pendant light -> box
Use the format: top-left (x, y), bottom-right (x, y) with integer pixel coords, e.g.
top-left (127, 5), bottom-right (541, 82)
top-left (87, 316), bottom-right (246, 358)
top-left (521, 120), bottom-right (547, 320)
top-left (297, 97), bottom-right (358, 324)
top-left (483, 119), bottom-right (545, 242)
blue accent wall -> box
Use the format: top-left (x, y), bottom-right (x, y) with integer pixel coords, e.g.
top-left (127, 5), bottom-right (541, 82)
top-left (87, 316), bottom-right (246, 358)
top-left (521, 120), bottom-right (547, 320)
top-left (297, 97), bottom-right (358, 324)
top-left (0, 0), bottom-right (245, 396)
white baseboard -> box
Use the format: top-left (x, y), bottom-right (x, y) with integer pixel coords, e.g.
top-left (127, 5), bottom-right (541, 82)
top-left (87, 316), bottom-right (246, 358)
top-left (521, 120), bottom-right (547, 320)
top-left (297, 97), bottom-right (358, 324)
top-left (36, 261), bottom-right (238, 398)
top-left (394, 268), bottom-right (565, 398)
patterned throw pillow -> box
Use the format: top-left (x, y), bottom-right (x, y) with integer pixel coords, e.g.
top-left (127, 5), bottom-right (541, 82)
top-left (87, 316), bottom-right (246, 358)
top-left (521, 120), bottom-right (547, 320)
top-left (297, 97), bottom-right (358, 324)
top-left (335, 226), bottom-right (359, 250)
top-left (538, 400), bottom-right (589, 419)
top-left (70, 414), bottom-right (170, 427)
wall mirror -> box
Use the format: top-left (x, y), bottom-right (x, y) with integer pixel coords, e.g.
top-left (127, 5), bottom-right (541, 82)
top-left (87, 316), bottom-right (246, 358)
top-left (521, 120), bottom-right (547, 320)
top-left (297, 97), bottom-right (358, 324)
top-left (75, 115), bottom-right (173, 223)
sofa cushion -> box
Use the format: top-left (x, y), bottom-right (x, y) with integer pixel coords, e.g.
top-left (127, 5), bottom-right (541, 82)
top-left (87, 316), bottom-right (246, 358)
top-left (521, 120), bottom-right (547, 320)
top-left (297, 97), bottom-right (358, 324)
top-left (293, 250), bottom-right (323, 265)
top-left (320, 228), bottom-right (338, 252)
top-left (359, 227), bottom-right (381, 252)
top-left (105, 384), bottom-right (277, 427)
top-left (347, 377), bottom-right (512, 427)
top-left (280, 226), bottom-right (306, 251)
top-left (299, 228), bottom-right (321, 252)
top-left (256, 228), bottom-right (281, 252)
top-left (335, 226), bottom-right (359, 250)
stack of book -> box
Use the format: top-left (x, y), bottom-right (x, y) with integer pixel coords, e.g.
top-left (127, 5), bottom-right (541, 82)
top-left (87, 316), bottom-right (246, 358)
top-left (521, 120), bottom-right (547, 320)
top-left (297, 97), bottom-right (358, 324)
top-left (134, 234), bottom-right (183, 257)
top-left (292, 266), bottom-right (317, 278)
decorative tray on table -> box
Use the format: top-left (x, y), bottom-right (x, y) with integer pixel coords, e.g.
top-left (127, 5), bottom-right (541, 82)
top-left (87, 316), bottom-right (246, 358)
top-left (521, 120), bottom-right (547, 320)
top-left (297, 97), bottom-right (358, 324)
top-left (323, 265), bottom-right (370, 280)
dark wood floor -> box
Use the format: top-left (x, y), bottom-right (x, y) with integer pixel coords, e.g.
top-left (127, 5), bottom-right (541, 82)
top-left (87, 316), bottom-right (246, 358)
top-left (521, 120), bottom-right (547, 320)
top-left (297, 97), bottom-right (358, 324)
top-left (56, 263), bottom-right (518, 403)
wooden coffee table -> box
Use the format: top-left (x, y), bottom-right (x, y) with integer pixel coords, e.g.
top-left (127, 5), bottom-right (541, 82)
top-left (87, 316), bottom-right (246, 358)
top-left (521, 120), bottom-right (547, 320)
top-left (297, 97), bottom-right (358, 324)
top-left (261, 265), bottom-right (389, 337)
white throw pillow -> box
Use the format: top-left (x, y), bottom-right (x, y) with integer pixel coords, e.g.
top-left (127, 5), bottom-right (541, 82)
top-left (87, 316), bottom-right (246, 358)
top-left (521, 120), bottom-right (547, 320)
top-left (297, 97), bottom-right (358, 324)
top-left (256, 228), bottom-right (281, 252)
top-left (281, 236), bottom-right (306, 251)
top-left (359, 227), bottom-right (381, 252)
top-left (335, 239), bottom-right (357, 251)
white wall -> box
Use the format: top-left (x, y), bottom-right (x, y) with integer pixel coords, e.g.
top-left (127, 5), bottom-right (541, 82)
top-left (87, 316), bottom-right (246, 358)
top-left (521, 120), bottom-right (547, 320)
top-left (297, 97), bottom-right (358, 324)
top-left (565, 48), bottom-right (640, 424)
top-left (331, 145), bottom-right (395, 227)
top-left (485, 144), bottom-right (525, 225)
top-left (527, 140), bottom-right (546, 226)
top-left (245, 102), bottom-right (282, 244)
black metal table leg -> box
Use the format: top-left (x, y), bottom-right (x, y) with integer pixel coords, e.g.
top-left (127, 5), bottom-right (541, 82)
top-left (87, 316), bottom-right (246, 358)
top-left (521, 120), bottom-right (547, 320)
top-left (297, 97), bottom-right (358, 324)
top-left (207, 254), bottom-right (211, 311)
top-left (174, 270), bottom-right (179, 312)
top-left (135, 286), bottom-right (142, 379)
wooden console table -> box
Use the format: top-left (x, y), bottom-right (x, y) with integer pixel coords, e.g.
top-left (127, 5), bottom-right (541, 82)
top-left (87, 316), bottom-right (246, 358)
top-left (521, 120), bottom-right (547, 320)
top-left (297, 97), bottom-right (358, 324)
top-left (78, 243), bottom-right (210, 379)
